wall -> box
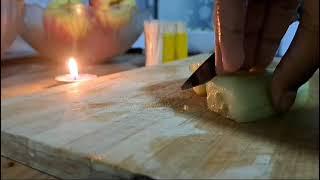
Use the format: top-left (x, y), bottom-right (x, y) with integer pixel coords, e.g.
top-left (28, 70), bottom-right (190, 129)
top-left (159, 0), bottom-right (213, 31)
top-left (157, 0), bottom-right (298, 55)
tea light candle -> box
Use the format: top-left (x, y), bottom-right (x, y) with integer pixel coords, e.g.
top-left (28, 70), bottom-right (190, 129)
top-left (55, 57), bottom-right (97, 83)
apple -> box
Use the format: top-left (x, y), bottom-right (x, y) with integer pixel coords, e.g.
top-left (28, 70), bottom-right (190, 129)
top-left (90, 0), bottom-right (136, 29)
top-left (44, 0), bottom-right (91, 42)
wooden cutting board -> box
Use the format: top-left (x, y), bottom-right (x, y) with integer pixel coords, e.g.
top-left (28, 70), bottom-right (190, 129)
top-left (1, 54), bottom-right (319, 179)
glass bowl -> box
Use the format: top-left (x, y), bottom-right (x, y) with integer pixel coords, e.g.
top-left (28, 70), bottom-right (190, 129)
top-left (21, 0), bottom-right (151, 63)
top-left (1, 0), bottom-right (24, 58)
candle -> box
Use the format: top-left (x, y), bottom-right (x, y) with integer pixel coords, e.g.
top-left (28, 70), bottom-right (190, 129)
top-left (68, 57), bottom-right (79, 80)
top-left (55, 57), bottom-right (97, 83)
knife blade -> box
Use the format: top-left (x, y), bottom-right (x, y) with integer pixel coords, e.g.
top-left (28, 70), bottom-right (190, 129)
top-left (181, 53), bottom-right (216, 90)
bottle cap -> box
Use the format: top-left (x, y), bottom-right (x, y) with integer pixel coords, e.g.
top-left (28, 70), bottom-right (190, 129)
top-left (162, 22), bottom-right (176, 34)
top-left (176, 22), bottom-right (187, 33)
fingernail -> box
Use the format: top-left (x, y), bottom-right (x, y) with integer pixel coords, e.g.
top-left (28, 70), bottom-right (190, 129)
top-left (277, 91), bottom-right (297, 113)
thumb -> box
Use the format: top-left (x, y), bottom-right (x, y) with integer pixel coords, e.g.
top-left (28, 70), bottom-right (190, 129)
top-left (271, 0), bottom-right (319, 113)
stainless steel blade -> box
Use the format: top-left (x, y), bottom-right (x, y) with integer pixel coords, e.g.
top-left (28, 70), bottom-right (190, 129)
top-left (181, 53), bottom-right (216, 90)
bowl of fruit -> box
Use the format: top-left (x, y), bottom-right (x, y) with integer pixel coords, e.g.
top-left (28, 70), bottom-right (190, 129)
top-left (1, 0), bottom-right (24, 58)
top-left (21, 0), bottom-right (151, 63)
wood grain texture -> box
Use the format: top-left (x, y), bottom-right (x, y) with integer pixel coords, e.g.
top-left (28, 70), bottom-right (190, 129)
top-left (1, 54), bottom-right (319, 179)
top-left (1, 54), bottom-right (145, 99)
top-left (1, 157), bottom-right (56, 180)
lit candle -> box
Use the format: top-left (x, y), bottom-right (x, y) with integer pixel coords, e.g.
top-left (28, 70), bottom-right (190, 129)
top-left (68, 57), bottom-right (79, 80)
top-left (55, 57), bottom-right (97, 83)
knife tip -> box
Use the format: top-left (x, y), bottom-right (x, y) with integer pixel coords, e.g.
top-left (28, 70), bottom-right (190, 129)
top-left (181, 82), bottom-right (192, 90)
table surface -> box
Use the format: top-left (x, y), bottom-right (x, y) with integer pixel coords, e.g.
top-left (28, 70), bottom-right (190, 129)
top-left (1, 54), bottom-right (319, 179)
top-left (1, 54), bottom-right (145, 179)
top-left (1, 157), bottom-right (57, 180)
top-left (1, 54), bottom-right (145, 99)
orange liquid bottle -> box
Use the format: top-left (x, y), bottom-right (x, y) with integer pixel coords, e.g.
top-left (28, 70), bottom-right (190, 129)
top-left (162, 23), bottom-right (176, 64)
top-left (176, 22), bottom-right (188, 60)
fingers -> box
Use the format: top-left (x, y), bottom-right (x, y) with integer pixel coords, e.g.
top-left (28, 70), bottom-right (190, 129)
top-left (214, 0), bottom-right (246, 73)
top-left (214, 1), bottom-right (223, 74)
top-left (242, 0), bottom-right (268, 70)
top-left (271, 0), bottom-right (319, 113)
top-left (252, 0), bottom-right (298, 71)
top-left (215, 32), bottom-right (224, 74)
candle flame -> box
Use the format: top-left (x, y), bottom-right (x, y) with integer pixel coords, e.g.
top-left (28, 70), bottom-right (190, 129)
top-left (68, 57), bottom-right (79, 80)
top-left (75, 5), bottom-right (82, 15)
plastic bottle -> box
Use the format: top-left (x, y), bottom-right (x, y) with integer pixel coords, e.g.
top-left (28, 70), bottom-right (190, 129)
top-left (162, 23), bottom-right (176, 64)
top-left (175, 22), bottom-right (188, 60)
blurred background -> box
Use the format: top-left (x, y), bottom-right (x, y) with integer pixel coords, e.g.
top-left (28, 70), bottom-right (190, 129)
top-left (3, 0), bottom-right (299, 60)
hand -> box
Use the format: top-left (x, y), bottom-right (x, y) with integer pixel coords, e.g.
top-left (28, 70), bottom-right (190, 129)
top-left (214, 0), bottom-right (319, 112)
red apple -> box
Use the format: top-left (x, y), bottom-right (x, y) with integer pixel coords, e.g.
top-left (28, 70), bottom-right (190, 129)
top-left (44, 0), bottom-right (91, 43)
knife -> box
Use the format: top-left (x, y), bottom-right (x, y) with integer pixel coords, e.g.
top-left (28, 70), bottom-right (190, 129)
top-left (181, 53), bottom-right (216, 90)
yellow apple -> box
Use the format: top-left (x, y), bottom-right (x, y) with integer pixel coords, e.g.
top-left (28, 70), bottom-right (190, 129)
top-left (90, 0), bottom-right (137, 29)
